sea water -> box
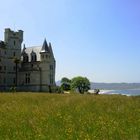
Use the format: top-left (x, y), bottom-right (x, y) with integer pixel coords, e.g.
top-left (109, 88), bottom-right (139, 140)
top-left (99, 89), bottom-right (140, 96)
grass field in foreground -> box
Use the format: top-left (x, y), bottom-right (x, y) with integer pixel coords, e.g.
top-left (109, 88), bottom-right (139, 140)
top-left (0, 93), bottom-right (139, 140)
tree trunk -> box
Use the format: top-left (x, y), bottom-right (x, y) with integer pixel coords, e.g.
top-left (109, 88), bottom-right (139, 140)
top-left (15, 62), bottom-right (18, 87)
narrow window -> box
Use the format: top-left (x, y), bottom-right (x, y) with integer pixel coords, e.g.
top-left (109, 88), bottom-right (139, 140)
top-left (23, 55), bottom-right (28, 62)
top-left (31, 53), bottom-right (37, 62)
top-left (28, 76), bottom-right (30, 83)
top-left (34, 55), bottom-right (37, 61)
top-left (31, 55), bottom-right (34, 61)
top-left (14, 40), bottom-right (16, 46)
top-left (26, 56), bottom-right (29, 62)
top-left (25, 73), bottom-right (30, 84)
top-left (50, 74), bottom-right (53, 84)
top-left (13, 52), bottom-right (16, 56)
top-left (50, 65), bottom-right (53, 70)
top-left (13, 78), bottom-right (16, 84)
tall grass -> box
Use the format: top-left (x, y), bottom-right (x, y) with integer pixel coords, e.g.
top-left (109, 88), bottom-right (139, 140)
top-left (0, 93), bottom-right (139, 140)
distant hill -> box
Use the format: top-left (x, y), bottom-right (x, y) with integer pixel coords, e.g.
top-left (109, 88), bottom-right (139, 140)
top-left (91, 83), bottom-right (140, 90)
top-left (56, 81), bottom-right (140, 90)
top-left (56, 81), bottom-right (61, 86)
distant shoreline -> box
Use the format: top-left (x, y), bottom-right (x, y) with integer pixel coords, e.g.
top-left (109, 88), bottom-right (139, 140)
top-left (89, 89), bottom-right (140, 96)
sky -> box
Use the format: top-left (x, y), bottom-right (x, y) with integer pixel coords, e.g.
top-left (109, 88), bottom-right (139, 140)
top-left (0, 0), bottom-right (140, 83)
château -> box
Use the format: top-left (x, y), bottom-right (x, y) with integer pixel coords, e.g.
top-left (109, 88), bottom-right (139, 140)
top-left (0, 28), bottom-right (56, 91)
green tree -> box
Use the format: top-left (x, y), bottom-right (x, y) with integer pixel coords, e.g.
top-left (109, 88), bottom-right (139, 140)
top-left (71, 76), bottom-right (90, 94)
top-left (61, 77), bottom-right (71, 91)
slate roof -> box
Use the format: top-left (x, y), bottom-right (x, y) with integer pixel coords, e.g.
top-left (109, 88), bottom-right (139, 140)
top-left (24, 46), bottom-right (42, 62)
top-left (41, 39), bottom-right (50, 53)
top-left (21, 39), bottom-right (54, 62)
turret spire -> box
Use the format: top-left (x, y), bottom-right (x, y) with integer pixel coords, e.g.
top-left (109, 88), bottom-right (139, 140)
top-left (23, 44), bottom-right (26, 50)
top-left (49, 42), bottom-right (54, 58)
top-left (41, 38), bottom-right (50, 53)
top-left (21, 44), bottom-right (26, 54)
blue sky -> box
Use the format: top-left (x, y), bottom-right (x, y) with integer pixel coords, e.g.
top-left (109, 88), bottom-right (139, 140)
top-left (0, 0), bottom-right (140, 82)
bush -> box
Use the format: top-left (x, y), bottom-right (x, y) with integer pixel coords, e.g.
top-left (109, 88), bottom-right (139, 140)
top-left (9, 87), bottom-right (17, 93)
top-left (54, 86), bottom-right (64, 94)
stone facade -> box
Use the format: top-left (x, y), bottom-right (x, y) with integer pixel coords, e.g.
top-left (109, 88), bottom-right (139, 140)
top-left (0, 28), bottom-right (56, 92)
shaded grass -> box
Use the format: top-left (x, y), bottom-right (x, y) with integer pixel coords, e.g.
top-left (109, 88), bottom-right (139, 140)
top-left (0, 93), bottom-right (139, 140)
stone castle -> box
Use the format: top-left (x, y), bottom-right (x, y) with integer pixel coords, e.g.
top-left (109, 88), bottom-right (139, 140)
top-left (0, 28), bottom-right (56, 91)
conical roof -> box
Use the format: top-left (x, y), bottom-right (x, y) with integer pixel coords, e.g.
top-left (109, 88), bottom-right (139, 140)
top-left (21, 44), bottom-right (26, 55)
top-left (49, 42), bottom-right (54, 58)
top-left (41, 39), bottom-right (50, 53)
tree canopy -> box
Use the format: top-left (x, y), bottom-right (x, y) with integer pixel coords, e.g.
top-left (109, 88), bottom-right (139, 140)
top-left (71, 76), bottom-right (90, 94)
top-left (61, 77), bottom-right (71, 91)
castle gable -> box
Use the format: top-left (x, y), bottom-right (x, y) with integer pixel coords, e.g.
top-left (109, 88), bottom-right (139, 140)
top-left (23, 46), bottom-right (41, 62)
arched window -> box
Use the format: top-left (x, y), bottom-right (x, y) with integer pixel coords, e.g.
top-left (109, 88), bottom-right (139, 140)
top-left (25, 55), bottom-right (29, 62)
top-left (23, 54), bottom-right (29, 62)
top-left (34, 54), bottom-right (37, 61)
top-left (31, 51), bottom-right (37, 62)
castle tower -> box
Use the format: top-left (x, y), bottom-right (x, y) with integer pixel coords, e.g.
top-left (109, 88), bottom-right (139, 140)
top-left (39, 39), bottom-right (56, 87)
top-left (4, 28), bottom-right (23, 59)
top-left (3, 28), bottom-right (23, 88)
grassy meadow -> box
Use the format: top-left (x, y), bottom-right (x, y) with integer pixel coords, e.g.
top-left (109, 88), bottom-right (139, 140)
top-left (0, 93), bottom-right (139, 140)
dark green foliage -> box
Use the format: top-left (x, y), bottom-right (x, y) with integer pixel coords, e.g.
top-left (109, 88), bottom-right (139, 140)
top-left (13, 57), bottom-right (20, 64)
top-left (53, 86), bottom-right (64, 93)
top-left (9, 87), bottom-right (17, 93)
top-left (61, 77), bottom-right (71, 91)
top-left (71, 76), bottom-right (90, 94)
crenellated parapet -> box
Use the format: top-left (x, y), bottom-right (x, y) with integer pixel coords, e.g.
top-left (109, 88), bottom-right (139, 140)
top-left (4, 28), bottom-right (23, 47)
